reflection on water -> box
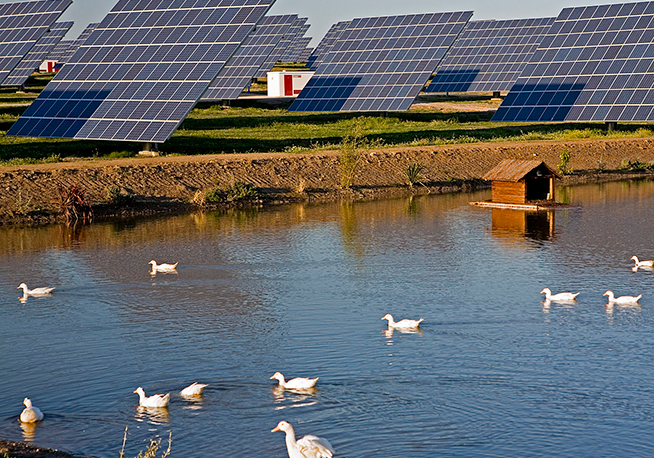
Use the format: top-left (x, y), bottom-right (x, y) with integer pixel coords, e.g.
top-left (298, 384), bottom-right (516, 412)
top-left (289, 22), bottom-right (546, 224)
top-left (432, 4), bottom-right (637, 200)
top-left (4, 180), bottom-right (654, 457)
top-left (383, 327), bottom-right (424, 338)
top-left (19, 421), bottom-right (37, 442)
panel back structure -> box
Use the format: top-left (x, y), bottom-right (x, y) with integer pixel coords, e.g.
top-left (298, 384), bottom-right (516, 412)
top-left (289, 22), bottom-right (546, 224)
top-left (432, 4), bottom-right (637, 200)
top-left (254, 16), bottom-right (307, 78)
top-left (290, 11), bottom-right (473, 112)
top-left (0, 0), bottom-right (72, 84)
top-left (493, 1), bottom-right (654, 122)
top-left (201, 14), bottom-right (297, 101)
top-left (3, 20), bottom-right (73, 86)
top-left (8, 0), bottom-right (276, 143)
top-left (307, 21), bottom-right (349, 70)
top-left (427, 17), bottom-right (555, 94)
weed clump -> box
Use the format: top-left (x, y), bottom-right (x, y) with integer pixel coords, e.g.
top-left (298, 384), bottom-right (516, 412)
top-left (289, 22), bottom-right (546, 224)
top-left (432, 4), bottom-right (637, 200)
top-left (201, 182), bottom-right (261, 204)
top-left (403, 162), bottom-right (426, 188)
top-left (557, 147), bottom-right (573, 175)
top-left (619, 158), bottom-right (654, 171)
top-left (55, 184), bottom-right (92, 224)
top-left (105, 186), bottom-right (135, 206)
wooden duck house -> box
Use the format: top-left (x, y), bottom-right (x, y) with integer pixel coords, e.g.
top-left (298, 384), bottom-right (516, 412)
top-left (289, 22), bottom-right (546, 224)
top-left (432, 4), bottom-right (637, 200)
top-left (482, 159), bottom-right (561, 206)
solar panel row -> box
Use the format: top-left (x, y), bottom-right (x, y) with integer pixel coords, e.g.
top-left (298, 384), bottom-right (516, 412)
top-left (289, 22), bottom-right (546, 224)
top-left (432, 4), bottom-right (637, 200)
top-left (290, 11), bottom-right (473, 112)
top-left (279, 24), bottom-right (310, 63)
top-left (307, 21), bottom-right (349, 71)
top-left (2, 20), bottom-right (73, 86)
top-left (0, 0), bottom-right (72, 84)
top-left (202, 14), bottom-right (298, 101)
top-left (493, 1), bottom-right (654, 122)
top-left (427, 17), bottom-right (555, 93)
top-left (8, 0), bottom-right (276, 143)
top-left (254, 16), bottom-right (307, 78)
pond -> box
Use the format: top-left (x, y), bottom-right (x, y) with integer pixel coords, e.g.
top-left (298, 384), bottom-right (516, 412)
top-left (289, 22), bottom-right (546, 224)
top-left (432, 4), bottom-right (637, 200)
top-left (2, 179), bottom-right (654, 458)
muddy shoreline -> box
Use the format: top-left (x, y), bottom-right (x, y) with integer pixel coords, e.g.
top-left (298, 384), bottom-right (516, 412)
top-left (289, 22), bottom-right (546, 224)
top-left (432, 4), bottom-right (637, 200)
top-left (2, 137), bottom-right (654, 227)
top-left (0, 440), bottom-right (82, 458)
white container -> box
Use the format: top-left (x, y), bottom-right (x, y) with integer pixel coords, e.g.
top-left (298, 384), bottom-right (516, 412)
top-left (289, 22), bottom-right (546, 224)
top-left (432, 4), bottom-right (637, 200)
top-left (267, 71), bottom-right (314, 97)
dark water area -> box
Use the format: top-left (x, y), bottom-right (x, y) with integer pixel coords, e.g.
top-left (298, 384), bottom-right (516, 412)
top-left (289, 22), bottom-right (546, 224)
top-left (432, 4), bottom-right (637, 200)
top-left (2, 180), bottom-right (654, 457)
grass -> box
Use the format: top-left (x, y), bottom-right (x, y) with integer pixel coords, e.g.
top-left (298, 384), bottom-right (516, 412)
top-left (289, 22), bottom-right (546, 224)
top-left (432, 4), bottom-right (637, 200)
top-left (1, 75), bottom-right (654, 163)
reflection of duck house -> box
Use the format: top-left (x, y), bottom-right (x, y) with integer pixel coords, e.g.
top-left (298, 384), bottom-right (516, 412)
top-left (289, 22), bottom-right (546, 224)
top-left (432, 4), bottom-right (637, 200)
top-left (472, 159), bottom-right (562, 210)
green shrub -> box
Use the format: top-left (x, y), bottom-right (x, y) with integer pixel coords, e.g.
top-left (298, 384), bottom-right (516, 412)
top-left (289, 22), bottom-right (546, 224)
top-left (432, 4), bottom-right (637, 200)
top-left (619, 158), bottom-right (654, 171)
top-left (226, 182), bottom-right (260, 201)
top-left (558, 147), bottom-right (573, 175)
top-left (404, 162), bottom-right (426, 187)
top-left (105, 186), bottom-right (135, 206)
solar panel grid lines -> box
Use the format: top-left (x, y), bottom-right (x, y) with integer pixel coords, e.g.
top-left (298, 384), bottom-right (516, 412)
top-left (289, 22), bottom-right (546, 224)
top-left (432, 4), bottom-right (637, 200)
top-left (289, 11), bottom-right (474, 113)
top-left (8, 0), bottom-right (277, 143)
top-left (254, 16), bottom-right (308, 77)
top-left (493, 1), bottom-right (654, 123)
top-left (279, 23), bottom-right (310, 62)
top-left (307, 20), bottom-right (349, 70)
top-left (201, 13), bottom-right (298, 101)
top-left (46, 23), bottom-right (99, 64)
top-left (298, 46), bottom-right (313, 62)
top-left (0, 0), bottom-right (73, 84)
top-left (2, 20), bottom-right (73, 86)
top-left (427, 17), bottom-right (556, 93)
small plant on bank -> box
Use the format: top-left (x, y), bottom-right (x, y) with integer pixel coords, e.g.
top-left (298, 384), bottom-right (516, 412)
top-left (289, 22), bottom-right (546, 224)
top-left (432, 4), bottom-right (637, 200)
top-left (55, 184), bottom-right (92, 224)
top-left (619, 158), bottom-right (654, 171)
top-left (105, 186), bottom-right (134, 206)
top-left (120, 427), bottom-right (171, 458)
top-left (339, 121), bottom-right (367, 189)
top-left (557, 147), bottom-right (573, 175)
top-left (403, 162), bottom-right (426, 188)
top-left (226, 182), bottom-right (260, 201)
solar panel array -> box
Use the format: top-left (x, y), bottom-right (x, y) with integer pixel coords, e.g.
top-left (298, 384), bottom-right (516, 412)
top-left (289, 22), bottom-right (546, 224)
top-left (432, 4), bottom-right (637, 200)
top-left (2, 20), bottom-right (73, 86)
top-left (279, 24), bottom-right (310, 62)
top-left (298, 46), bottom-right (313, 62)
top-left (494, 1), bottom-right (654, 122)
top-left (290, 11), bottom-right (473, 112)
top-left (307, 21), bottom-right (349, 70)
top-left (202, 14), bottom-right (298, 101)
top-left (427, 17), bottom-right (556, 94)
top-left (8, 0), bottom-right (276, 143)
top-left (254, 16), bottom-right (308, 78)
top-left (0, 0), bottom-right (72, 84)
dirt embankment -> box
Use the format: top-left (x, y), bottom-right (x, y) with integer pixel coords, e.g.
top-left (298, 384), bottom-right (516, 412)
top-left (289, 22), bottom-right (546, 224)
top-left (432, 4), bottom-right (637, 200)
top-left (2, 137), bottom-right (654, 226)
top-left (0, 440), bottom-right (81, 458)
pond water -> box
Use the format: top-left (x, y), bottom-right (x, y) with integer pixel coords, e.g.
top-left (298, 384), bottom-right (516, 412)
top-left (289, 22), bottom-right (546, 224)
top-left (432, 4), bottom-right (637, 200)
top-left (2, 180), bottom-right (654, 458)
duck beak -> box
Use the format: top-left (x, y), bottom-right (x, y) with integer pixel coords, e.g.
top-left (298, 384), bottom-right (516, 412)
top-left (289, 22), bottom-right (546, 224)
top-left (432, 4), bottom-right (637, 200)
top-left (271, 426), bottom-right (280, 432)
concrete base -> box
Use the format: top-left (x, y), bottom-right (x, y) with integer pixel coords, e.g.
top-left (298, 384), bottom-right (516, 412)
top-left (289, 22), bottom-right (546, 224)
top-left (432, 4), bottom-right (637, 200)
top-left (138, 150), bottom-right (160, 157)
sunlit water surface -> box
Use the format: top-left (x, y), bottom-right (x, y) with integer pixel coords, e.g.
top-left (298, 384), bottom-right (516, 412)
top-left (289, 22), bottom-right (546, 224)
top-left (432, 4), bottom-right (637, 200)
top-left (2, 180), bottom-right (654, 457)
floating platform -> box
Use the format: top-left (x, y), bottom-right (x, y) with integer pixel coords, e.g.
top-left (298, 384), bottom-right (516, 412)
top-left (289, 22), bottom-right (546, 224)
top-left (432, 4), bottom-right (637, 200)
top-left (469, 201), bottom-right (576, 211)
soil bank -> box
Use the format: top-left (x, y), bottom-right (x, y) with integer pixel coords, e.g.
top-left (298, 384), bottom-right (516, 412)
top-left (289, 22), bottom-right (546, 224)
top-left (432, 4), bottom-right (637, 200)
top-left (2, 137), bottom-right (654, 226)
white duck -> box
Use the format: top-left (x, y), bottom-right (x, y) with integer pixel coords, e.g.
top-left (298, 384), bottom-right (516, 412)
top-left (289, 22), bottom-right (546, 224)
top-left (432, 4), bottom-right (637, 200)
top-left (270, 372), bottom-right (319, 390)
top-left (17, 283), bottom-right (55, 296)
top-left (604, 290), bottom-right (642, 304)
top-left (149, 260), bottom-right (178, 272)
top-left (133, 387), bottom-right (170, 408)
top-left (540, 288), bottom-right (580, 302)
top-left (180, 382), bottom-right (208, 397)
top-left (631, 256), bottom-right (654, 268)
top-left (20, 398), bottom-right (44, 423)
top-left (381, 313), bottom-right (423, 329)
top-left (272, 420), bottom-right (334, 458)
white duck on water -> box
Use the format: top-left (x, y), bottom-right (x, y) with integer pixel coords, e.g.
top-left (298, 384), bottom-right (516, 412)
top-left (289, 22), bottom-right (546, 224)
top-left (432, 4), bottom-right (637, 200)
top-left (149, 260), bottom-right (178, 273)
top-left (631, 256), bottom-right (654, 268)
top-left (381, 313), bottom-right (423, 329)
top-left (20, 398), bottom-right (43, 423)
top-left (270, 372), bottom-right (319, 390)
top-left (604, 290), bottom-right (642, 304)
top-left (180, 382), bottom-right (208, 397)
top-left (17, 283), bottom-right (54, 296)
top-left (133, 387), bottom-right (170, 408)
top-left (272, 420), bottom-right (335, 458)
top-left (540, 288), bottom-right (580, 302)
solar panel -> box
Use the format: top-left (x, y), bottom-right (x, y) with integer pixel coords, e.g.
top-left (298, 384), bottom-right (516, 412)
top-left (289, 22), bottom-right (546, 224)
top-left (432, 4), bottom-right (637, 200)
top-left (427, 17), bottom-right (556, 94)
top-left (0, 0), bottom-right (72, 84)
top-left (298, 46), bottom-right (313, 62)
top-left (290, 11), bottom-right (473, 112)
top-left (47, 23), bottom-right (98, 65)
top-left (201, 14), bottom-right (297, 101)
top-left (307, 21), bottom-right (349, 70)
top-left (279, 24), bottom-right (310, 62)
top-left (254, 16), bottom-right (308, 78)
top-left (2, 20), bottom-right (73, 87)
top-left (8, 0), bottom-right (276, 143)
top-left (493, 1), bottom-right (654, 123)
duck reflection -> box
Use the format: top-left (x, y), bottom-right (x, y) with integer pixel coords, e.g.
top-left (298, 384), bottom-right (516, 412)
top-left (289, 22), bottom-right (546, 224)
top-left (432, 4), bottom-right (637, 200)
top-left (632, 265), bottom-right (654, 273)
top-left (18, 294), bottom-right (28, 303)
top-left (491, 209), bottom-right (555, 243)
top-left (135, 405), bottom-right (170, 425)
top-left (20, 420), bottom-right (37, 442)
top-left (383, 327), bottom-right (424, 338)
top-left (271, 385), bottom-right (318, 410)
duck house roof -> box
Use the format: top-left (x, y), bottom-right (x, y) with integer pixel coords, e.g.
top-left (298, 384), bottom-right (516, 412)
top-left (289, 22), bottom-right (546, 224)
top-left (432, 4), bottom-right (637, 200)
top-left (483, 159), bottom-right (561, 182)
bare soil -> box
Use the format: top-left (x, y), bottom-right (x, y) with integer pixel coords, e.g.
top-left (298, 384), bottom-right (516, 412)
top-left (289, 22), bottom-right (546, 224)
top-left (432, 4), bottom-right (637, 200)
top-left (2, 137), bottom-right (654, 226)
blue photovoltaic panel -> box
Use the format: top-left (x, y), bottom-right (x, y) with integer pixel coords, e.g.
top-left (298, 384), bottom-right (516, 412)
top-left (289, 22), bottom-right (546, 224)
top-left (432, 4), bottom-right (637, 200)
top-left (0, 0), bottom-right (72, 84)
top-left (298, 46), bottom-right (313, 62)
top-left (307, 21), bottom-right (349, 70)
top-left (2, 20), bottom-right (73, 86)
top-left (8, 0), bottom-right (276, 143)
top-left (46, 23), bottom-right (98, 64)
top-left (254, 16), bottom-right (307, 78)
top-left (201, 14), bottom-right (297, 101)
top-left (494, 1), bottom-right (654, 122)
top-left (427, 17), bottom-right (556, 94)
top-left (279, 24), bottom-right (310, 62)
top-left (290, 11), bottom-right (473, 112)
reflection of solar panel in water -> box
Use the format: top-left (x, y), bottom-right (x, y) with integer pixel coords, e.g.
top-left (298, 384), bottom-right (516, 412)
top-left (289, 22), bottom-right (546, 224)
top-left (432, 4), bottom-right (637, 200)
top-left (0, 0), bottom-right (72, 84)
top-left (47, 23), bottom-right (98, 64)
top-left (254, 17), bottom-right (308, 78)
top-left (494, 2), bottom-right (654, 122)
top-left (8, 0), bottom-right (276, 143)
top-left (279, 24), bottom-right (310, 62)
top-left (427, 17), bottom-right (555, 94)
top-left (307, 21), bottom-right (349, 70)
top-left (202, 14), bottom-right (297, 101)
top-left (290, 11), bottom-right (473, 112)
top-left (3, 21), bottom-right (73, 87)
